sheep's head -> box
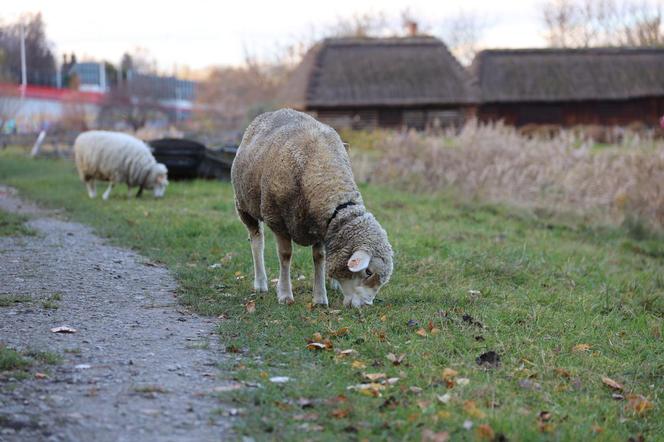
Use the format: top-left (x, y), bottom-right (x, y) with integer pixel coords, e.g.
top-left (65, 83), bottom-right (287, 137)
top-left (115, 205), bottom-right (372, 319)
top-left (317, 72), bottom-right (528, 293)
top-left (150, 163), bottom-right (169, 198)
top-left (327, 212), bottom-right (393, 307)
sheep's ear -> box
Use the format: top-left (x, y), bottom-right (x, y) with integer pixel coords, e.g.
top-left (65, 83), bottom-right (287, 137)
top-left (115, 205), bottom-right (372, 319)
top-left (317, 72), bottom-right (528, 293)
top-left (348, 250), bottom-right (371, 273)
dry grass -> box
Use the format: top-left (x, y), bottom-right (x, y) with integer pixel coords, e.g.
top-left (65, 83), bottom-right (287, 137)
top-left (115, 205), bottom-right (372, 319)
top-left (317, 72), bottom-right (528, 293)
top-left (348, 121), bottom-right (664, 230)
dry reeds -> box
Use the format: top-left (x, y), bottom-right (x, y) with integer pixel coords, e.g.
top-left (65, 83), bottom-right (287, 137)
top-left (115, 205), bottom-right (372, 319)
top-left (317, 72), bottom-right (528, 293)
top-left (350, 121), bottom-right (664, 229)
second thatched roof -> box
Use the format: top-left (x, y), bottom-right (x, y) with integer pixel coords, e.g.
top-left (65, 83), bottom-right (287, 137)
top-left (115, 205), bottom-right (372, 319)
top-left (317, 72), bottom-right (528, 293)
top-left (473, 47), bottom-right (664, 103)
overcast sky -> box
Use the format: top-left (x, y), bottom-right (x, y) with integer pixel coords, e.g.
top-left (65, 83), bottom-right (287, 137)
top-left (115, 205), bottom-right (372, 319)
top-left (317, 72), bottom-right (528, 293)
top-left (4, 0), bottom-right (547, 71)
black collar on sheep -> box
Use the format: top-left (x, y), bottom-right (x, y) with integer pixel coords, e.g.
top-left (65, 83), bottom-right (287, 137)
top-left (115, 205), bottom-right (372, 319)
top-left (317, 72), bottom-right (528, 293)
top-left (327, 201), bottom-right (357, 226)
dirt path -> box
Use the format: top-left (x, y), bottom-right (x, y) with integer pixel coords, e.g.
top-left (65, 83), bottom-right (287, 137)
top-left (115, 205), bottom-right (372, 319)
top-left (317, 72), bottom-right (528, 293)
top-left (0, 186), bottom-right (232, 442)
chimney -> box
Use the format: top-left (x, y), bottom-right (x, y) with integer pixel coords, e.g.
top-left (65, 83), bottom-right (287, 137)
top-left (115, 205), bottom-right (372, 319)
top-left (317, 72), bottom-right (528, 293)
top-left (406, 20), bottom-right (418, 37)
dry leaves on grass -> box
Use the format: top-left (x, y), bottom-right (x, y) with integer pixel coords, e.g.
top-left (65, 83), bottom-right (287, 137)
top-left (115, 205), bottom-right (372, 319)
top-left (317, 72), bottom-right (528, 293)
top-left (363, 372), bottom-right (386, 382)
top-left (330, 327), bottom-right (349, 337)
top-left (347, 383), bottom-right (385, 397)
top-left (572, 343), bottom-right (591, 352)
top-left (476, 424), bottom-right (495, 440)
top-left (627, 395), bottom-right (654, 415)
top-left (244, 300), bottom-right (256, 314)
top-left (463, 401), bottom-right (486, 419)
top-left (386, 353), bottom-right (405, 365)
top-left (427, 320), bottom-right (440, 334)
top-left (601, 376), bottom-right (624, 391)
top-left (330, 408), bottom-right (351, 419)
top-left (351, 360), bottom-right (366, 369)
top-left (415, 328), bottom-right (428, 337)
top-left (306, 332), bottom-right (333, 351)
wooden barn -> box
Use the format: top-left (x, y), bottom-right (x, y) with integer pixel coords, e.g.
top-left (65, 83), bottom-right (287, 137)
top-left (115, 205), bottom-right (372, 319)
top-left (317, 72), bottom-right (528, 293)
top-left (472, 48), bottom-right (664, 127)
top-left (280, 37), bottom-right (476, 130)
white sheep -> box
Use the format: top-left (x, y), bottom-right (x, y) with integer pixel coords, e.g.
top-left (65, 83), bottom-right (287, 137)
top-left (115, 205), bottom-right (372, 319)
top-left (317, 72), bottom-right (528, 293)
top-left (74, 131), bottom-right (168, 200)
top-left (231, 109), bottom-right (393, 307)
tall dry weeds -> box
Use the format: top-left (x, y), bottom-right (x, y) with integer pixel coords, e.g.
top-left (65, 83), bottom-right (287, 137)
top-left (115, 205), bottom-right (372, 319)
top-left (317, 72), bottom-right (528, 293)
top-left (350, 121), bottom-right (664, 229)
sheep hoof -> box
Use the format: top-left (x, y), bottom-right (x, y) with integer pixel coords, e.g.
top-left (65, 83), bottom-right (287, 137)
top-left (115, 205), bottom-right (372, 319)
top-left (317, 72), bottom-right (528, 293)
top-left (313, 293), bottom-right (328, 306)
top-left (253, 279), bottom-right (268, 293)
top-left (277, 293), bottom-right (294, 305)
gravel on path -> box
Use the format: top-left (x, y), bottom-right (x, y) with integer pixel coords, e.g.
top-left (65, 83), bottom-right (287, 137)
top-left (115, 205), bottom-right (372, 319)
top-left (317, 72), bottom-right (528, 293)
top-left (0, 186), bottom-right (233, 442)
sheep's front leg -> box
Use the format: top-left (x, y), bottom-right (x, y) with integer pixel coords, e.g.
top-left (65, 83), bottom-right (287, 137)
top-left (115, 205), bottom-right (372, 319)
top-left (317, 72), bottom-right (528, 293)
top-left (85, 180), bottom-right (97, 198)
top-left (312, 243), bottom-right (328, 305)
top-left (102, 182), bottom-right (114, 200)
top-left (275, 234), bottom-right (294, 304)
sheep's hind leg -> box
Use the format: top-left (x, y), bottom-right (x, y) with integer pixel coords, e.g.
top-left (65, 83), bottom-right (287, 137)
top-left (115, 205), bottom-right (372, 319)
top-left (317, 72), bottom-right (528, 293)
top-left (275, 234), bottom-right (294, 304)
top-left (85, 180), bottom-right (97, 198)
top-left (102, 182), bottom-right (114, 200)
top-left (312, 243), bottom-right (328, 306)
top-left (238, 210), bottom-right (268, 293)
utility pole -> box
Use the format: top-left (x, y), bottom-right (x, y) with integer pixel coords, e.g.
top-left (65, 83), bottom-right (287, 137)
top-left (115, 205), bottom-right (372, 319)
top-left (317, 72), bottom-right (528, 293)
top-left (20, 23), bottom-right (27, 98)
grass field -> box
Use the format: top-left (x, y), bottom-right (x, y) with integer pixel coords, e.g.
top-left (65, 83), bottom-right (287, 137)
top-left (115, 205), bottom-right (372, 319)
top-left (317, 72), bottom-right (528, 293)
top-left (0, 150), bottom-right (662, 441)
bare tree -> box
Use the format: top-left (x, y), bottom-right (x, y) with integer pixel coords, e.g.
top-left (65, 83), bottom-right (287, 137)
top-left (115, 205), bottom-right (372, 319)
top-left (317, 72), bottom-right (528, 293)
top-left (440, 11), bottom-right (487, 66)
top-left (542, 0), bottom-right (664, 47)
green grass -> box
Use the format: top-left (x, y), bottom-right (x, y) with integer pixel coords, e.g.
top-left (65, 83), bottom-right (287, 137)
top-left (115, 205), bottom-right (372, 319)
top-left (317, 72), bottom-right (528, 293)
top-left (0, 347), bottom-right (31, 372)
top-left (0, 151), bottom-right (662, 441)
top-left (0, 208), bottom-right (35, 236)
top-left (0, 294), bottom-right (32, 307)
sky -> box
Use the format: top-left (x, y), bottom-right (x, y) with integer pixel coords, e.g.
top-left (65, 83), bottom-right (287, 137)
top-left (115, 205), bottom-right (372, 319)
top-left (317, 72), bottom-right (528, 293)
top-left (4, 0), bottom-right (547, 72)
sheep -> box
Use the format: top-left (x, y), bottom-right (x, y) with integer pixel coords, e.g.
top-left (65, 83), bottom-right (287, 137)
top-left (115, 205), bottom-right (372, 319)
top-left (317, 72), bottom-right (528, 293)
top-left (231, 109), bottom-right (393, 308)
top-left (74, 131), bottom-right (168, 200)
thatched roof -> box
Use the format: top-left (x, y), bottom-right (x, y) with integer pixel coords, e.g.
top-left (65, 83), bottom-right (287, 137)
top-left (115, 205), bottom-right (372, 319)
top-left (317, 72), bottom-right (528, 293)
top-left (473, 48), bottom-right (664, 103)
top-left (280, 37), bottom-right (476, 108)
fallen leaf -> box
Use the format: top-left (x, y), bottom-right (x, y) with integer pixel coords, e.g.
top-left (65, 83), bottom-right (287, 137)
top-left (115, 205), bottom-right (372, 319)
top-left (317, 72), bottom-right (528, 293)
top-left (338, 349), bottom-right (357, 356)
top-left (385, 377), bottom-right (400, 385)
top-left (331, 327), bottom-right (349, 337)
top-left (35, 372), bottom-right (48, 379)
top-left (380, 314), bottom-right (387, 322)
top-left (612, 393), bottom-right (624, 400)
top-left (572, 343), bottom-right (591, 352)
top-left (463, 400), bottom-right (486, 418)
top-left (363, 372), bottom-right (386, 381)
top-left (331, 408), bottom-right (351, 419)
top-left (437, 393), bottom-right (451, 404)
top-left (601, 376), bottom-right (624, 391)
top-left (457, 377), bottom-right (470, 386)
top-left (626, 394), bottom-right (654, 415)
top-left (312, 332), bottom-right (323, 342)
top-left (417, 400), bottom-right (432, 410)
top-left (386, 353), bottom-right (405, 365)
top-left (347, 383), bottom-right (385, 397)
top-left (421, 429), bottom-right (450, 442)
top-left (379, 396), bottom-right (399, 411)
top-left (50, 326), bottom-right (76, 333)
top-left (409, 386), bottom-right (423, 394)
top-left (259, 371), bottom-right (268, 379)
top-left (306, 342), bottom-right (327, 351)
top-left (245, 300), bottom-right (256, 314)
top-left (538, 422), bottom-right (554, 433)
top-left (554, 368), bottom-right (571, 378)
top-left (592, 424), bottom-right (603, 434)
top-left (442, 368), bottom-right (458, 380)
top-left (476, 424), bottom-right (495, 440)
top-left (351, 360), bottom-right (366, 369)
top-left (539, 411), bottom-right (552, 422)
top-left (415, 328), bottom-right (427, 337)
